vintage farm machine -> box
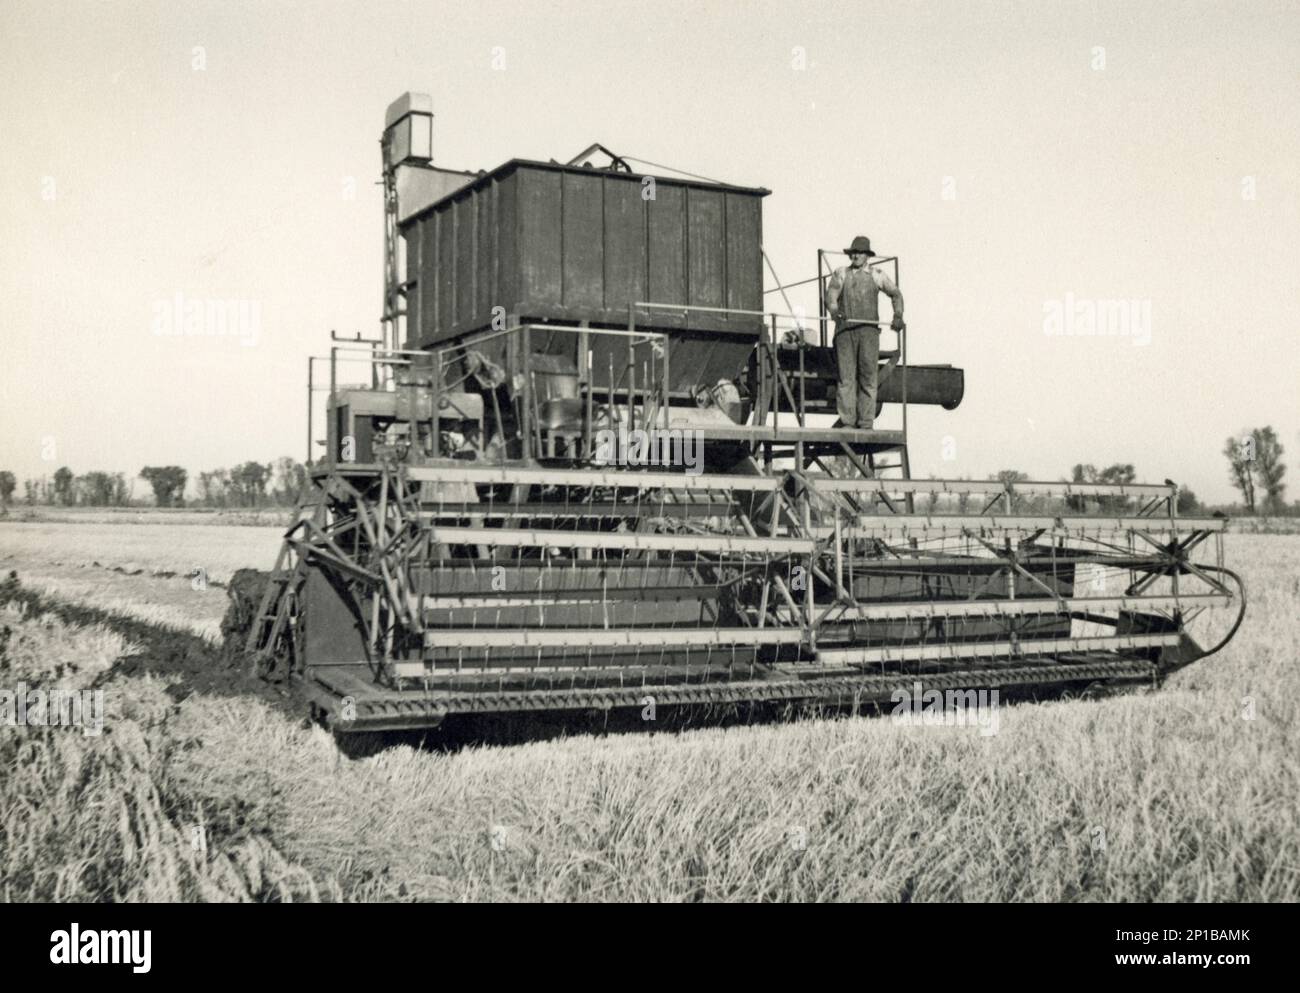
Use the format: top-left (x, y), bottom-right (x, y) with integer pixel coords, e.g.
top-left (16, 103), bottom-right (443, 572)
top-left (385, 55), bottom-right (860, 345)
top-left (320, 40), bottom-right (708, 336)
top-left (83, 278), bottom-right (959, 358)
top-left (243, 94), bottom-right (1244, 734)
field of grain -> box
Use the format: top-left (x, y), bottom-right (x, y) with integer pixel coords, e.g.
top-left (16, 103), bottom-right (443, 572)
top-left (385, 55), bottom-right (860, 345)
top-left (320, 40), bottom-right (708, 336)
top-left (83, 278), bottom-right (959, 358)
top-left (6, 506), bottom-right (296, 528)
top-left (1, 515), bottom-right (1297, 902)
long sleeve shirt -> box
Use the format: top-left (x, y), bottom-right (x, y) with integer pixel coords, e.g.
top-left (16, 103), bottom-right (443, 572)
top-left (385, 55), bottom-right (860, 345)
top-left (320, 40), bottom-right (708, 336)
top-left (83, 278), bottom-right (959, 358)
top-left (824, 265), bottom-right (904, 328)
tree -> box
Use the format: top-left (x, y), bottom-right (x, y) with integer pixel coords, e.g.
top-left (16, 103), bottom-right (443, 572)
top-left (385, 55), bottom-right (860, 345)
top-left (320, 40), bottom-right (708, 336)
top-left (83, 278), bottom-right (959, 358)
top-left (0, 471), bottom-right (15, 508)
top-left (980, 469), bottom-right (1029, 511)
top-left (1223, 436), bottom-right (1255, 512)
top-left (140, 466), bottom-right (188, 507)
top-left (78, 471), bottom-right (117, 507)
top-left (271, 456), bottom-right (308, 506)
top-left (23, 479), bottom-right (37, 506)
top-left (921, 474), bottom-right (938, 514)
top-left (1067, 464), bottom-right (1096, 512)
top-left (53, 466), bottom-right (75, 506)
top-left (1251, 426), bottom-right (1287, 513)
top-left (1224, 427), bottom-right (1285, 514)
top-left (956, 477), bottom-right (973, 514)
top-left (1098, 463), bottom-right (1136, 487)
top-left (229, 461), bottom-right (272, 507)
top-left (1068, 462), bottom-right (1136, 512)
top-left (197, 469), bottom-right (231, 507)
top-left (1176, 486), bottom-right (1200, 514)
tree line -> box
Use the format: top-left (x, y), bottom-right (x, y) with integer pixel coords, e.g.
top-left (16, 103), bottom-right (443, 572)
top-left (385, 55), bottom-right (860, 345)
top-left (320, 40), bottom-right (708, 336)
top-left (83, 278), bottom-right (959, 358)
top-left (964, 464), bottom-right (1202, 514)
top-left (924, 424), bottom-right (1289, 515)
top-left (0, 426), bottom-right (1290, 512)
top-left (0, 458), bottom-right (310, 510)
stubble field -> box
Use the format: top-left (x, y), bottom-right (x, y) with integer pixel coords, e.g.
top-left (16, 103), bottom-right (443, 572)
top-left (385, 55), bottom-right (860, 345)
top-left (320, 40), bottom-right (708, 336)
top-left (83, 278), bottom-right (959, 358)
top-left (0, 514), bottom-right (1296, 902)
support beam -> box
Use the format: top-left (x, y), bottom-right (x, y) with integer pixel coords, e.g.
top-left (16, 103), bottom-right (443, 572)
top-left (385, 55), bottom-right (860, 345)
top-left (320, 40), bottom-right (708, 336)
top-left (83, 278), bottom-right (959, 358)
top-left (816, 632), bottom-right (1180, 665)
top-left (422, 626), bottom-right (803, 649)
top-left (428, 526), bottom-right (815, 556)
top-left (405, 465), bottom-right (779, 491)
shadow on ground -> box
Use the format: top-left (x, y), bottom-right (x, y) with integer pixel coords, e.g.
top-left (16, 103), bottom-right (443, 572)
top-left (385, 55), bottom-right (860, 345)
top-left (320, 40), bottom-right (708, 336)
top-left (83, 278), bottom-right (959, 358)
top-left (0, 570), bottom-right (296, 718)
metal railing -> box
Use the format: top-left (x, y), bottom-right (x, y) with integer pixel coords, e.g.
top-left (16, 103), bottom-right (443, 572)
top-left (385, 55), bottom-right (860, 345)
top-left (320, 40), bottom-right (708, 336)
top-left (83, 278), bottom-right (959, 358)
top-left (434, 322), bottom-right (671, 461)
top-left (308, 291), bottom-right (912, 465)
top-left (306, 342), bottom-right (426, 463)
top-left (629, 299), bottom-right (909, 451)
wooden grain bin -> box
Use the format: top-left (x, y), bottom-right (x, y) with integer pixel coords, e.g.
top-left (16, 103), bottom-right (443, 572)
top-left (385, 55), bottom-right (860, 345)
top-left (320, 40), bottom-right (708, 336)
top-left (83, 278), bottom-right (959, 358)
top-left (400, 159), bottom-right (770, 350)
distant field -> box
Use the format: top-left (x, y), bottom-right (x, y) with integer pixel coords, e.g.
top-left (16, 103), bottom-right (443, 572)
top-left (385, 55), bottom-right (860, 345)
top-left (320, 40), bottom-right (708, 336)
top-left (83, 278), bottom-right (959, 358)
top-left (1, 515), bottom-right (1297, 902)
top-left (1229, 516), bottom-right (1300, 534)
top-left (0, 520), bottom-right (284, 643)
top-left (0, 518), bottom-right (284, 585)
top-left (4, 505), bottom-right (294, 528)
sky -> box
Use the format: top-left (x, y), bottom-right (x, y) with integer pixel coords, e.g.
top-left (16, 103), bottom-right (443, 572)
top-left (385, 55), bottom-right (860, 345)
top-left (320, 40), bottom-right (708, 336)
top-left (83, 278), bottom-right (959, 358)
top-left (2, 0), bottom-right (1297, 504)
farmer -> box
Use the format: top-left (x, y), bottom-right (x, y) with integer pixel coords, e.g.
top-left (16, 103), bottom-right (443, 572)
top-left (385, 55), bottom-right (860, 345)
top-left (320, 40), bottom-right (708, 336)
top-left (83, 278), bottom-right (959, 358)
top-left (823, 235), bottom-right (905, 430)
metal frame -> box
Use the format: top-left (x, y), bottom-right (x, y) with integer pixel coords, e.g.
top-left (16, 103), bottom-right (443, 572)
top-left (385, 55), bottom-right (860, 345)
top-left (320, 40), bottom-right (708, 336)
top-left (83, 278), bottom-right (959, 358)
top-left (250, 454), bottom-right (1239, 692)
top-left (431, 322), bottom-right (671, 463)
top-left (628, 300), bottom-right (909, 476)
top-left (257, 256), bottom-right (1240, 727)
top-left (238, 120), bottom-right (1249, 731)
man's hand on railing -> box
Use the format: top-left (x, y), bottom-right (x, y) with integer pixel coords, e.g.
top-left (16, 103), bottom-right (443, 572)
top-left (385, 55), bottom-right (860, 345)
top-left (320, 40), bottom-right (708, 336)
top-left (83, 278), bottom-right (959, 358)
top-left (891, 315), bottom-right (906, 332)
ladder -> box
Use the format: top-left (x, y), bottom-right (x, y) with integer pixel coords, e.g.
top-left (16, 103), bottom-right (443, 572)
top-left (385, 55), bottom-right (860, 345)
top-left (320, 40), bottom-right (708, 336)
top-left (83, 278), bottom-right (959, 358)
top-left (245, 540), bottom-right (310, 670)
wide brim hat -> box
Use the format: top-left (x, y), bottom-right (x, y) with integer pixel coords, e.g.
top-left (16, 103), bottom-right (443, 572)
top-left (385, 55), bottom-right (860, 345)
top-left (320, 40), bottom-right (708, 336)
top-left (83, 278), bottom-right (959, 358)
top-left (843, 235), bottom-right (875, 256)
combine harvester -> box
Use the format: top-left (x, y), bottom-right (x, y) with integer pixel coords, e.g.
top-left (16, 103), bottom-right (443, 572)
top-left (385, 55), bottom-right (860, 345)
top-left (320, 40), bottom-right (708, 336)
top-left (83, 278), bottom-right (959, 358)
top-left (241, 93), bottom-right (1244, 737)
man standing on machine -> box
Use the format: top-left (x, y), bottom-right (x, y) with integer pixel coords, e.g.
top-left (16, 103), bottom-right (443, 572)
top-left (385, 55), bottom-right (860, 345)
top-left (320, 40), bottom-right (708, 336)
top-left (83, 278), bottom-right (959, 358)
top-left (824, 235), bottom-right (905, 429)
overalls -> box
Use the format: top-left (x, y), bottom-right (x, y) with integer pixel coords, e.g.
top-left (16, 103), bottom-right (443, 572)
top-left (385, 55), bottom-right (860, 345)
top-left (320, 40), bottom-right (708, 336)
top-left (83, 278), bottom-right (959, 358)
top-left (831, 266), bottom-right (882, 428)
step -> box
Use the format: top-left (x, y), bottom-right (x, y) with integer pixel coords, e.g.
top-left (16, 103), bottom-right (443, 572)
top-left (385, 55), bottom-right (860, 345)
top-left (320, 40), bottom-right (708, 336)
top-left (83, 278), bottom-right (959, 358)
top-left (816, 631), bottom-right (1180, 665)
top-left (831, 592), bottom-right (1229, 621)
top-left (404, 465), bottom-right (779, 492)
top-left (807, 476), bottom-right (1177, 499)
top-left (809, 514), bottom-right (1226, 539)
top-left (427, 526), bottom-right (815, 556)
top-left (410, 584), bottom-right (724, 612)
top-left (421, 626), bottom-right (804, 650)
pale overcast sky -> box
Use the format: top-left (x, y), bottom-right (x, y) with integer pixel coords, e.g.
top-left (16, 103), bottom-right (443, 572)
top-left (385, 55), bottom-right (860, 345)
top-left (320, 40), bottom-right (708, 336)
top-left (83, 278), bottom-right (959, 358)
top-left (2, 0), bottom-right (1297, 503)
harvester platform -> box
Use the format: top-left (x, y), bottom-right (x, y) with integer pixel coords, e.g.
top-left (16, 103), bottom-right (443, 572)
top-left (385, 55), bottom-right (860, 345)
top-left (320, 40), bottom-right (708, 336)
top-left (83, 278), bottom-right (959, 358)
top-left (247, 458), bottom-right (1243, 735)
